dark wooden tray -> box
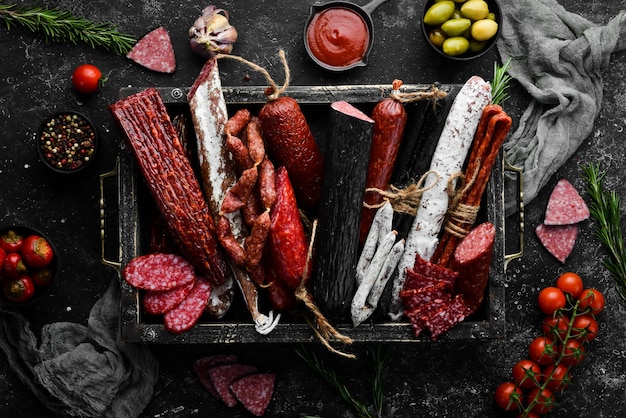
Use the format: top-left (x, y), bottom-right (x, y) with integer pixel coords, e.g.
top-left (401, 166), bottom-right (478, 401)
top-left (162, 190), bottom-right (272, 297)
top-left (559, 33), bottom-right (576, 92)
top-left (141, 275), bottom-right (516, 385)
top-left (104, 84), bottom-right (510, 343)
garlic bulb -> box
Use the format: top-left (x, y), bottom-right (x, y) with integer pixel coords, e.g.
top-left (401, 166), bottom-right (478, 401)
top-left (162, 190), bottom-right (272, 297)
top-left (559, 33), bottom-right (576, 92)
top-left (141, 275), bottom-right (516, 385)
top-left (189, 6), bottom-right (238, 58)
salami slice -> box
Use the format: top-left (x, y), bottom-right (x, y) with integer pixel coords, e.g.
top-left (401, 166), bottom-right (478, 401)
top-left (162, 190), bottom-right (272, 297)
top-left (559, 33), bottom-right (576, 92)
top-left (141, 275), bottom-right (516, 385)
top-left (423, 294), bottom-right (471, 340)
top-left (163, 275), bottom-right (212, 333)
top-left (399, 282), bottom-right (449, 311)
top-left (123, 253), bottom-right (196, 291)
top-left (544, 179), bottom-right (590, 225)
top-left (230, 372), bottom-right (276, 416)
top-left (193, 354), bottom-right (238, 399)
top-left (535, 223), bottom-right (578, 263)
top-left (126, 26), bottom-right (176, 73)
top-left (412, 255), bottom-right (458, 287)
top-left (404, 299), bottom-right (447, 337)
top-left (209, 363), bottom-right (258, 407)
top-left (403, 268), bottom-right (453, 292)
top-left (143, 280), bottom-right (195, 315)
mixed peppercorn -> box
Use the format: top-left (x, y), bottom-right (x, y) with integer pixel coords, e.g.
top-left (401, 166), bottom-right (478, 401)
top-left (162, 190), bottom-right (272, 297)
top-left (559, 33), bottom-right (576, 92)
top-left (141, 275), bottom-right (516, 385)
top-left (38, 112), bottom-right (96, 171)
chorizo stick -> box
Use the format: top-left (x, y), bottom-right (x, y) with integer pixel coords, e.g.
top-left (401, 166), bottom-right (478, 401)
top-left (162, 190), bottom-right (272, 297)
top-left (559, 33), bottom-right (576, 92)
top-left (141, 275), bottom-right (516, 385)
top-left (359, 80), bottom-right (408, 245)
top-left (389, 76), bottom-right (492, 318)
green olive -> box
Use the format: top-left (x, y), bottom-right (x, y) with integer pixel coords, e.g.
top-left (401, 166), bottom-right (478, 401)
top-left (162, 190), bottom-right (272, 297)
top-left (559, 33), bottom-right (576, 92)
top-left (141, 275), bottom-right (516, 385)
top-left (429, 28), bottom-right (447, 48)
top-left (460, 0), bottom-right (489, 21)
top-left (469, 39), bottom-right (488, 52)
top-left (471, 19), bottom-right (498, 41)
top-left (442, 36), bottom-right (470, 56)
top-left (423, 1), bottom-right (456, 26)
top-left (441, 18), bottom-right (472, 37)
top-left (487, 12), bottom-right (496, 21)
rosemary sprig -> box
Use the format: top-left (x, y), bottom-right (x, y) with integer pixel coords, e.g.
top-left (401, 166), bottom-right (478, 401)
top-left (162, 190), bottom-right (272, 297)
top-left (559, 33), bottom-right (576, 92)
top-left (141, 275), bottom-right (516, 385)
top-left (0, 3), bottom-right (136, 55)
top-left (491, 58), bottom-right (513, 106)
top-left (582, 162), bottom-right (626, 307)
top-left (295, 344), bottom-right (389, 418)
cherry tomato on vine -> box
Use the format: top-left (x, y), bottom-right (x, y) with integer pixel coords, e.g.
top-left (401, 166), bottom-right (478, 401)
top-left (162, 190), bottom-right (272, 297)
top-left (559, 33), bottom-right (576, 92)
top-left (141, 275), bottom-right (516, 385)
top-left (526, 387), bottom-right (555, 415)
top-left (528, 336), bottom-right (558, 365)
top-left (512, 359), bottom-right (542, 389)
top-left (71, 64), bottom-right (103, 94)
top-left (571, 314), bottom-right (599, 342)
top-left (494, 381), bottom-right (523, 412)
top-left (541, 314), bottom-right (570, 340)
top-left (578, 288), bottom-right (605, 316)
top-left (556, 272), bottom-right (584, 298)
top-left (538, 286), bottom-right (566, 315)
top-left (561, 339), bottom-right (586, 366)
top-left (542, 363), bottom-right (571, 392)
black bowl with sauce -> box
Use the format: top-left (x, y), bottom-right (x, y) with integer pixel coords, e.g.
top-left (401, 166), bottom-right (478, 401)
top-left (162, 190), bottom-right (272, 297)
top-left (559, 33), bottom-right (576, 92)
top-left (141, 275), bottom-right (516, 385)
top-left (304, 0), bottom-right (389, 72)
top-left (36, 111), bottom-right (99, 174)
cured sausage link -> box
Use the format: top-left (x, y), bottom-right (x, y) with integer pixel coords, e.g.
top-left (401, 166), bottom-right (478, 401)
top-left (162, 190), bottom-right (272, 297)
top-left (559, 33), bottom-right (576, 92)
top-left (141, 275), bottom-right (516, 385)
top-left (110, 87), bottom-right (226, 284)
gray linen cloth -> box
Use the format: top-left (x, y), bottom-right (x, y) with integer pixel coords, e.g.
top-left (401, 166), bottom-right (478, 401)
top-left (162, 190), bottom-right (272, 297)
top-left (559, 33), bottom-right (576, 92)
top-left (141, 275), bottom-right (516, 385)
top-left (0, 278), bottom-right (158, 417)
top-left (497, 0), bottom-right (626, 213)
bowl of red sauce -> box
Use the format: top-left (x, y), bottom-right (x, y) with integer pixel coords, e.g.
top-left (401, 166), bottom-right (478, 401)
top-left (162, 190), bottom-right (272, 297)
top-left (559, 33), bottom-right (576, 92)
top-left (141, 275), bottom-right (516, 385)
top-left (304, 0), bottom-right (389, 71)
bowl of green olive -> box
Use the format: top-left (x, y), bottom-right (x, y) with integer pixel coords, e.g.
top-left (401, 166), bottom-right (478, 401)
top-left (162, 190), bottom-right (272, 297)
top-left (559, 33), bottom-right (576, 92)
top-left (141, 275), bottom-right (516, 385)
top-left (421, 0), bottom-right (501, 60)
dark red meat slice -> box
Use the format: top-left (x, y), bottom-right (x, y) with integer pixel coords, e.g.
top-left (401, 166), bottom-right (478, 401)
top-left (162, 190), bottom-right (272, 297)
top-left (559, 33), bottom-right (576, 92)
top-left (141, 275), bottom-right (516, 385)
top-left (193, 354), bottom-right (238, 399)
top-left (535, 223), bottom-right (578, 263)
top-left (123, 253), bottom-right (196, 291)
top-left (163, 275), bottom-right (212, 333)
top-left (403, 268), bottom-right (453, 291)
top-left (126, 26), bottom-right (176, 73)
top-left (544, 179), bottom-right (590, 225)
top-left (143, 280), bottom-right (195, 315)
top-left (413, 255), bottom-right (458, 287)
top-left (423, 294), bottom-right (471, 340)
top-left (399, 282), bottom-right (449, 311)
top-left (404, 299), bottom-right (448, 337)
top-left (209, 363), bottom-right (258, 407)
top-left (230, 372), bottom-right (276, 416)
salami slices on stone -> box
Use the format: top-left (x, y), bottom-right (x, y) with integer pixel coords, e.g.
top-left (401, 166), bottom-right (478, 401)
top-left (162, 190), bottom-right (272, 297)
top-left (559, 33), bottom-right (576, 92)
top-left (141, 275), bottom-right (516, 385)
top-left (544, 179), bottom-right (590, 225)
top-left (535, 223), bottom-right (578, 263)
top-left (126, 26), bottom-right (176, 73)
top-left (230, 372), bottom-right (276, 416)
top-left (209, 363), bottom-right (258, 407)
top-left (123, 253), bottom-right (196, 291)
top-left (193, 354), bottom-right (238, 399)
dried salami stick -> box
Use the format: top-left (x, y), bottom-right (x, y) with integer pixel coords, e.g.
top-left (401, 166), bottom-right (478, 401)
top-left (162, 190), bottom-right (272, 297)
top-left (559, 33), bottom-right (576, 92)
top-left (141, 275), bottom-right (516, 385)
top-left (356, 201), bottom-right (394, 286)
top-left (226, 135), bottom-right (254, 174)
top-left (245, 116), bottom-right (266, 165)
top-left (110, 87), bottom-right (227, 284)
top-left (216, 215), bottom-right (247, 266)
top-left (245, 209), bottom-right (271, 268)
top-left (225, 108), bottom-right (251, 137)
top-left (221, 166), bottom-right (259, 214)
top-left (258, 158), bottom-right (277, 209)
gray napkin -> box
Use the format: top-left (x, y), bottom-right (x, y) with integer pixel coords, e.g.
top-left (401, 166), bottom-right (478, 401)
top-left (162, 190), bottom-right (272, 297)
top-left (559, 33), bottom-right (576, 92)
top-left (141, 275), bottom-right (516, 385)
top-left (497, 0), bottom-right (626, 213)
top-left (0, 278), bottom-right (158, 417)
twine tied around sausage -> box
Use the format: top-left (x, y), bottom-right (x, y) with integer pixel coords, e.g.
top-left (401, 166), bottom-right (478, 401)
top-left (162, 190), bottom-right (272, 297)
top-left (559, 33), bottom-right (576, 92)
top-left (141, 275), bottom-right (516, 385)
top-left (216, 49), bottom-right (290, 101)
top-left (443, 159), bottom-right (481, 238)
top-left (363, 170), bottom-right (440, 216)
top-left (389, 81), bottom-right (448, 111)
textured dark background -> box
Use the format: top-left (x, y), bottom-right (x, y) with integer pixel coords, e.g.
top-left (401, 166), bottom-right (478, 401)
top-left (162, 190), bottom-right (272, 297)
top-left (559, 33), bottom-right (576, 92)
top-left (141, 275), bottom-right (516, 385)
top-left (1, 0), bottom-right (625, 416)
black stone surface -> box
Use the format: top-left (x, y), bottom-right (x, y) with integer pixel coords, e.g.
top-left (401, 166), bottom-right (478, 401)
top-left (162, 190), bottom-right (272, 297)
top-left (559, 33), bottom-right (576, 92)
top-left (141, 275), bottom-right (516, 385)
top-left (1, 0), bottom-right (625, 417)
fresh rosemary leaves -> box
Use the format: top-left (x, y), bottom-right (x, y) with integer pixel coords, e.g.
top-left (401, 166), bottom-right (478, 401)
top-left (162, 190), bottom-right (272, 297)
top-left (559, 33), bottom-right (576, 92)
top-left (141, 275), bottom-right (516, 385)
top-left (0, 3), bottom-right (136, 55)
top-left (491, 58), bottom-right (512, 106)
top-left (582, 162), bottom-right (626, 308)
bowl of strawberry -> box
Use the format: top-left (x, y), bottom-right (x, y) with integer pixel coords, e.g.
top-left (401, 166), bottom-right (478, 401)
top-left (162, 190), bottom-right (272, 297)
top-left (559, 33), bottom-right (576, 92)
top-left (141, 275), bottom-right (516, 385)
top-left (0, 226), bottom-right (58, 307)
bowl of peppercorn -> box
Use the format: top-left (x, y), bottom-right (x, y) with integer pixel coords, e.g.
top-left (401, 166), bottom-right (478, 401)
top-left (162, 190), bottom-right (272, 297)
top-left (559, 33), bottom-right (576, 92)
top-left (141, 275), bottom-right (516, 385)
top-left (36, 111), bottom-right (98, 173)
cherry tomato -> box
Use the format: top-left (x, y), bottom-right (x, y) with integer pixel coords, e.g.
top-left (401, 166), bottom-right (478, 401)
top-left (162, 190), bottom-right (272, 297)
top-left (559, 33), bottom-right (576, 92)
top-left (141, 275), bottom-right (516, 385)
top-left (541, 314), bottom-right (570, 340)
top-left (561, 339), bottom-right (586, 366)
top-left (494, 381), bottom-right (523, 412)
top-left (512, 359), bottom-right (542, 389)
top-left (32, 268), bottom-right (54, 287)
top-left (578, 288), bottom-right (605, 316)
top-left (542, 363), bottom-right (571, 392)
top-left (3, 275), bottom-right (35, 303)
top-left (0, 247), bottom-right (5, 271)
top-left (3, 252), bottom-right (27, 278)
top-left (528, 336), bottom-right (558, 365)
top-left (526, 387), bottom-right (555, 415)
top-left (71, 64), bottom-right (103, 94)
top-left (0, 229), bottom-right (24, 253)
top-left (571, 314), bottom-right (599, 342)
top-left (538, 287), bottom-right (566, 315)
top-left (556, 271), bottom-right (584, 298)
top-left (21, 235), bottom-right (54, 269)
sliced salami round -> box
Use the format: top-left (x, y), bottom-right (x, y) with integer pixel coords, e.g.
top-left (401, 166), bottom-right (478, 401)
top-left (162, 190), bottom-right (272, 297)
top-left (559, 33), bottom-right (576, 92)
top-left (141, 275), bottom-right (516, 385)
top-left (403, 268), bottom-right (453, 292)
top-left (399, 282), bottom-right (449, 311)
top-left (544, 179), bottom-right (590, 225)
top-left (230, 372), bottom-right (276, 416)
top-left (143, 280), bottom-right (195, 315)
top-left (208, 363), bottom-right (258, 407)
top-left (163, 275), bottom-right (212, 333)
top-left (123, 253), bottom-right (196, 291)
top-left (423, 294), bottom-right (471, 340)
top-left (535, 223), bottom-right (578, 263)
top-left (193, 354), bottom-right (238, 399)
top-left (126, 26), bottom-right (176, 73)
top-left (412, 255), bottom-right (458, 287)
top-left (404, 298), bottom-right (448, 337)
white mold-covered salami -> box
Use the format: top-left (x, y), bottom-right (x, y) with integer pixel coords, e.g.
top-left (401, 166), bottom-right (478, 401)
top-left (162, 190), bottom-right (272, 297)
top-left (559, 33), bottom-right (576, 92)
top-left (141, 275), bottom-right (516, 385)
top-left (389, 76), bottom-right (491, 318)
top-left (123, 253), bottom-right (196, 291)
top-left (163, 275), bottom-right (212, 333)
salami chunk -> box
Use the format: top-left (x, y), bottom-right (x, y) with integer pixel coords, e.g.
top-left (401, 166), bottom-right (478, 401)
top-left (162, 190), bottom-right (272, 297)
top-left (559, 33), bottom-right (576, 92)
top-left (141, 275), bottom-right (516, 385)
top-left (403, 268), bottom-right (453, 292)
top-left (412, 255), bottom-right (458, 287)
top-left (399, 282), bottom-right (449, 311)
top-left (230, 372), bottom-right (276, 416)
top-left (423, 294), bottom-right (471, 340)
top-left (404, 299), bottom-right (447, 337)
top-left (143, 280), bottom-right (195, 315)
top-left (209, 363), bottom-right (258, 407)
top-left (193, 354), bottom-right (238, 399)
top-left (123, 253), bottom-right (196, 291)
top-left (535, 223), bottom-right (578, 263)
top-left (163, 275), bottom-right (212, 333)
top-left (544, 179), bottom-right (590, 225)
top-left (126, 27), bottom-right (176, 73)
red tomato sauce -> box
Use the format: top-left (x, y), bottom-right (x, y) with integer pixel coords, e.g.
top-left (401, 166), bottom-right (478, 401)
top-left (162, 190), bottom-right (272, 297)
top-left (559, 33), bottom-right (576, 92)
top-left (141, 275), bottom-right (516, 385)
top-left (306, 7), bottom-right (370, 68)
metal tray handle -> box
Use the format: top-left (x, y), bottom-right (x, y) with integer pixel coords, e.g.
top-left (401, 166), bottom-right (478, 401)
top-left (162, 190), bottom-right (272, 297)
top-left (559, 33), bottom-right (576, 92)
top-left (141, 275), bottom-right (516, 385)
top-left (503, 158), bottom-right (524, 271)
top-left (100, 158), bottom-right (122, 273)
